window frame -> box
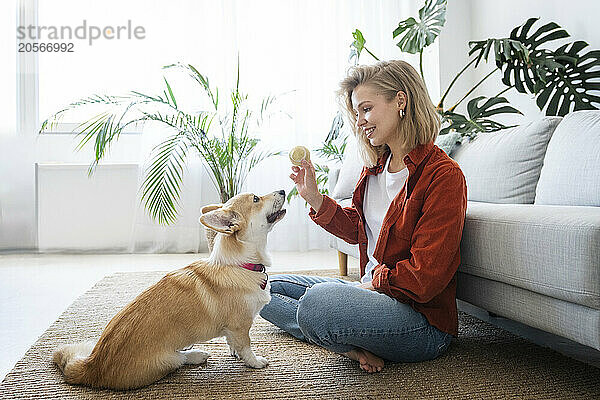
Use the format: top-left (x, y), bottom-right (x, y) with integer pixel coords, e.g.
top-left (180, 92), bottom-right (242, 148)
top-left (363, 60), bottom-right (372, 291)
top-left (17, 0), bottom-right (39, 137)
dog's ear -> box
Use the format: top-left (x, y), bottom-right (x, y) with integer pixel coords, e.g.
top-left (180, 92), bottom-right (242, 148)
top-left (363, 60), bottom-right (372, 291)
top-left (199, 208), bottom-right (242, 235)
top-left (201, 204), bottom-right (223, 214)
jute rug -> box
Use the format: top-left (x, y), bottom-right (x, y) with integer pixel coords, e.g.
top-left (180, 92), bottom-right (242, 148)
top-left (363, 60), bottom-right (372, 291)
top-left (1, 270), bottom-right (599, 399)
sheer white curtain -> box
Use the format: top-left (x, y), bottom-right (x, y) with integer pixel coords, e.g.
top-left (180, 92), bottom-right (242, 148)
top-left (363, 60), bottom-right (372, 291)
top-left (0, 1), bottom-right (19, 247)
top-left (37, 0), bottom-right (437, 253)
top-left (0, 1), bottom-right (16, 138)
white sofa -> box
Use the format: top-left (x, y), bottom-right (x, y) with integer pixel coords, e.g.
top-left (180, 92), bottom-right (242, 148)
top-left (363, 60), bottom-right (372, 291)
top-left (328, 110), bottom-right (600, 351)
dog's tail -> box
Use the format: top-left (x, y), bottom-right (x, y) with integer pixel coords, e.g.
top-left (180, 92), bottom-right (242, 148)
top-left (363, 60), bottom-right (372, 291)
top-left (53, 341), bottom-right (95, 384)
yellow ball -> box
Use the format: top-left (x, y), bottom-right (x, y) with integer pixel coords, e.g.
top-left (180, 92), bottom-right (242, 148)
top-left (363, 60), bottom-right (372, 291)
top-left (289, 146), bottom-right (311, 166)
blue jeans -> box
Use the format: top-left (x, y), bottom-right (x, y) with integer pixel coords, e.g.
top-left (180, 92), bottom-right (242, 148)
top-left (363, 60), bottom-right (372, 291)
top-left (259, 274), bottom-right (452, 363)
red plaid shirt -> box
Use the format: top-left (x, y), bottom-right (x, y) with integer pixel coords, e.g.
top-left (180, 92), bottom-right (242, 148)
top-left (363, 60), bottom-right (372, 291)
top-left (310, 141), bottom-right (467, 336)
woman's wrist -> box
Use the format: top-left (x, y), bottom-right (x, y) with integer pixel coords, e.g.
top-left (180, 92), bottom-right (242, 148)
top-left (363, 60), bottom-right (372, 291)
top-left (307, 193), bottom-right (324, 213)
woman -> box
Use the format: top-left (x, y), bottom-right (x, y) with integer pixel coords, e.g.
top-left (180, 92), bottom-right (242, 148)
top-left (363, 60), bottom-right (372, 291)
top-left (260, 60), bottom-right (467, 373)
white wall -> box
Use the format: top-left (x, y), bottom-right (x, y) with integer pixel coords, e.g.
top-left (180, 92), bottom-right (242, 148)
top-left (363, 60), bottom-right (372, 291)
top-left (439, 0), bottom-right (600, 124)
top-left (437, 0), bottom-right (474, 109)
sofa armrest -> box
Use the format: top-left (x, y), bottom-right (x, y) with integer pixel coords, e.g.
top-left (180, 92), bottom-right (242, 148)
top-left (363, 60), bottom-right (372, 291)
top-left (328, 167), bottom-right (340, 196)
top-left (327, 197), bottom-right (360, 259)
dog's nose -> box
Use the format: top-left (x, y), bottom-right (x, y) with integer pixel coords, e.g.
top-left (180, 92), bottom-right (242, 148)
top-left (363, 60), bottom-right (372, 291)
top-left (278, 190), bottom-right (285, 196)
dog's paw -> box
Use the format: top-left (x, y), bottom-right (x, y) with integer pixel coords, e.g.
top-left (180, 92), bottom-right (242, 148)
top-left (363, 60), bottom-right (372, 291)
top-left (245, 356), bottom-right (268, 369)
top-left (181, 350), bottom-right (210, 365)
top-left (229, 347), bottom-right (240, 359)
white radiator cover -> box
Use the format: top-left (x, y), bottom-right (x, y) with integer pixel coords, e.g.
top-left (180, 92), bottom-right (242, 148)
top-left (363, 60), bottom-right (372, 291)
top-left (36, 163), bottom-right (139, 251)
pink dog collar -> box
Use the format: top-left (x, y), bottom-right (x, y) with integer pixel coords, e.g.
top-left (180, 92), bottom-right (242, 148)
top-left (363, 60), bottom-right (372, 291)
top-left (239, 263), bottom-right (268, 290)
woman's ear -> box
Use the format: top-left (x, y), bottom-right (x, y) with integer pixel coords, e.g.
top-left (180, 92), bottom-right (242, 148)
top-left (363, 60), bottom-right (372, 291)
top-left (199, 208), bottom-right (242, 235)
top-left (395, 90), bottom-right (407, 110)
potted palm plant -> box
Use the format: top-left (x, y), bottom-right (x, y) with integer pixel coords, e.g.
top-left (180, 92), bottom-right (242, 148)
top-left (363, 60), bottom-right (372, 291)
top-left (40, 61), bottom-right (282, 226)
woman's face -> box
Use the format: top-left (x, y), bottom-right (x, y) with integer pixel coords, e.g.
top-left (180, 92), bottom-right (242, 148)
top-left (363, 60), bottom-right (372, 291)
top-left (351, 85), bottom-right (404, 148)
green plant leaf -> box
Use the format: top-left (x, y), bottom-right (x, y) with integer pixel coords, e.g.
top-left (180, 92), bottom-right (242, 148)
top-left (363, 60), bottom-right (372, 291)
top-left (393, 0), bottom-right (446, 54)
top-left (141, 133), bottom-right (190, 225)
top-left (501, 18), bottom-right (570, 94)
top-left (468, 38), bottom-right (530, 68)
top-left (462, 18), bottom-right (599, 116)
top-left (315, 137), bottom-right (347, 164)
top-left (164, 63), bottom-right (219, 110)
top-left (163, 77), bottom-right (177, 109)
top-left (440, 96), bottom-right (521, 135)
top-left (534, 41), bottom-right (600, 115)
top-left (349, 29), bottom-right (366, 63)
top-left (286, 186), bottom-right (298, 204)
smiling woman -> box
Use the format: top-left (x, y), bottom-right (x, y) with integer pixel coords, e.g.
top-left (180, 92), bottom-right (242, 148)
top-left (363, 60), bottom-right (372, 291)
top-left (262, 59), bottom-right (466, 373)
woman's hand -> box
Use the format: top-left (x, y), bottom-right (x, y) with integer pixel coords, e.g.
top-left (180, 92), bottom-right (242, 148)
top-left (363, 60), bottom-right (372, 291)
top-left (290, 159), bottom-right (324, 212)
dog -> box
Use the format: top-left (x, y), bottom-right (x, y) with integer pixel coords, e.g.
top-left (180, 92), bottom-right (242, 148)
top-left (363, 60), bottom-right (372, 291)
top-left (53, 190), bottom-right (286, 390)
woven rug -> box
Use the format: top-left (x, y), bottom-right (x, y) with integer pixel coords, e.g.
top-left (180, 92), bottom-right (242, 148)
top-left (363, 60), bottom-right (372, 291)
top-left (1, 270), bottom-right (599, 399)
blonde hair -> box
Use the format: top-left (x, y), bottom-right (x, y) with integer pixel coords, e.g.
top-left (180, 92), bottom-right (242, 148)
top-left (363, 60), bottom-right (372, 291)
top-left (337, 60), bottom-right (440, 167)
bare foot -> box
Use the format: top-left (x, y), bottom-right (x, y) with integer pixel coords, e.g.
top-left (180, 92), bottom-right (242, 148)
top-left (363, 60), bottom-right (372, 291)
top-left (343, 348), bottom-right (384, 373)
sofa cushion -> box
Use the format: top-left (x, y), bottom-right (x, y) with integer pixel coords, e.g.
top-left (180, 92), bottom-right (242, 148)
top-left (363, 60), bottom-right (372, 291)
top-left (459, 201), bottom-right (600, 309)
top-left (535, 110), bottom-right (600, 206)
top-left (434, 132), bottom-right (462, 156)
top-left (332, 136), bottom-right (363, 200)
top-left (452, 117), bottom-right (562, 204)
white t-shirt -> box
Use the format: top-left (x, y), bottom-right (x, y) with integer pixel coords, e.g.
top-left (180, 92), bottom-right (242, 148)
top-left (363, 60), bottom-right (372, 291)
top-left (361, 156), bottom-right (409, 283)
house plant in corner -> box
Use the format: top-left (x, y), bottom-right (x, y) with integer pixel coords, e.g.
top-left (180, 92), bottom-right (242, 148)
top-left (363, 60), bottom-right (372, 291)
top-left (40, 61), bottom-right (283, 232)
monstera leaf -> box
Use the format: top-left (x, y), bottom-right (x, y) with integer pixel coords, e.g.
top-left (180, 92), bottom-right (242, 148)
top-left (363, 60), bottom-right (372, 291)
top-left (535, 41), bottom-right (600, 115)
top-left (349, 29), bottom-right (379, 63)
top-left (440, 96), bottom-right (521, 135)
top-left (393, 0), bottom-right (446, 54)
top-left (465, 18), bottom-right (600, 117)
top-left (349, 29), bottom-right (366, 63)
top-left (502, 18), bottom-right (570, 94)
top-left (468, 38), bottom-right (530, 68)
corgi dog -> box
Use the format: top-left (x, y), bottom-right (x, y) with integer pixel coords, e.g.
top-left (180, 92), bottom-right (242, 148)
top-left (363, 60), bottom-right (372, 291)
top-left (53, 190), bottom-right (286, 390)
